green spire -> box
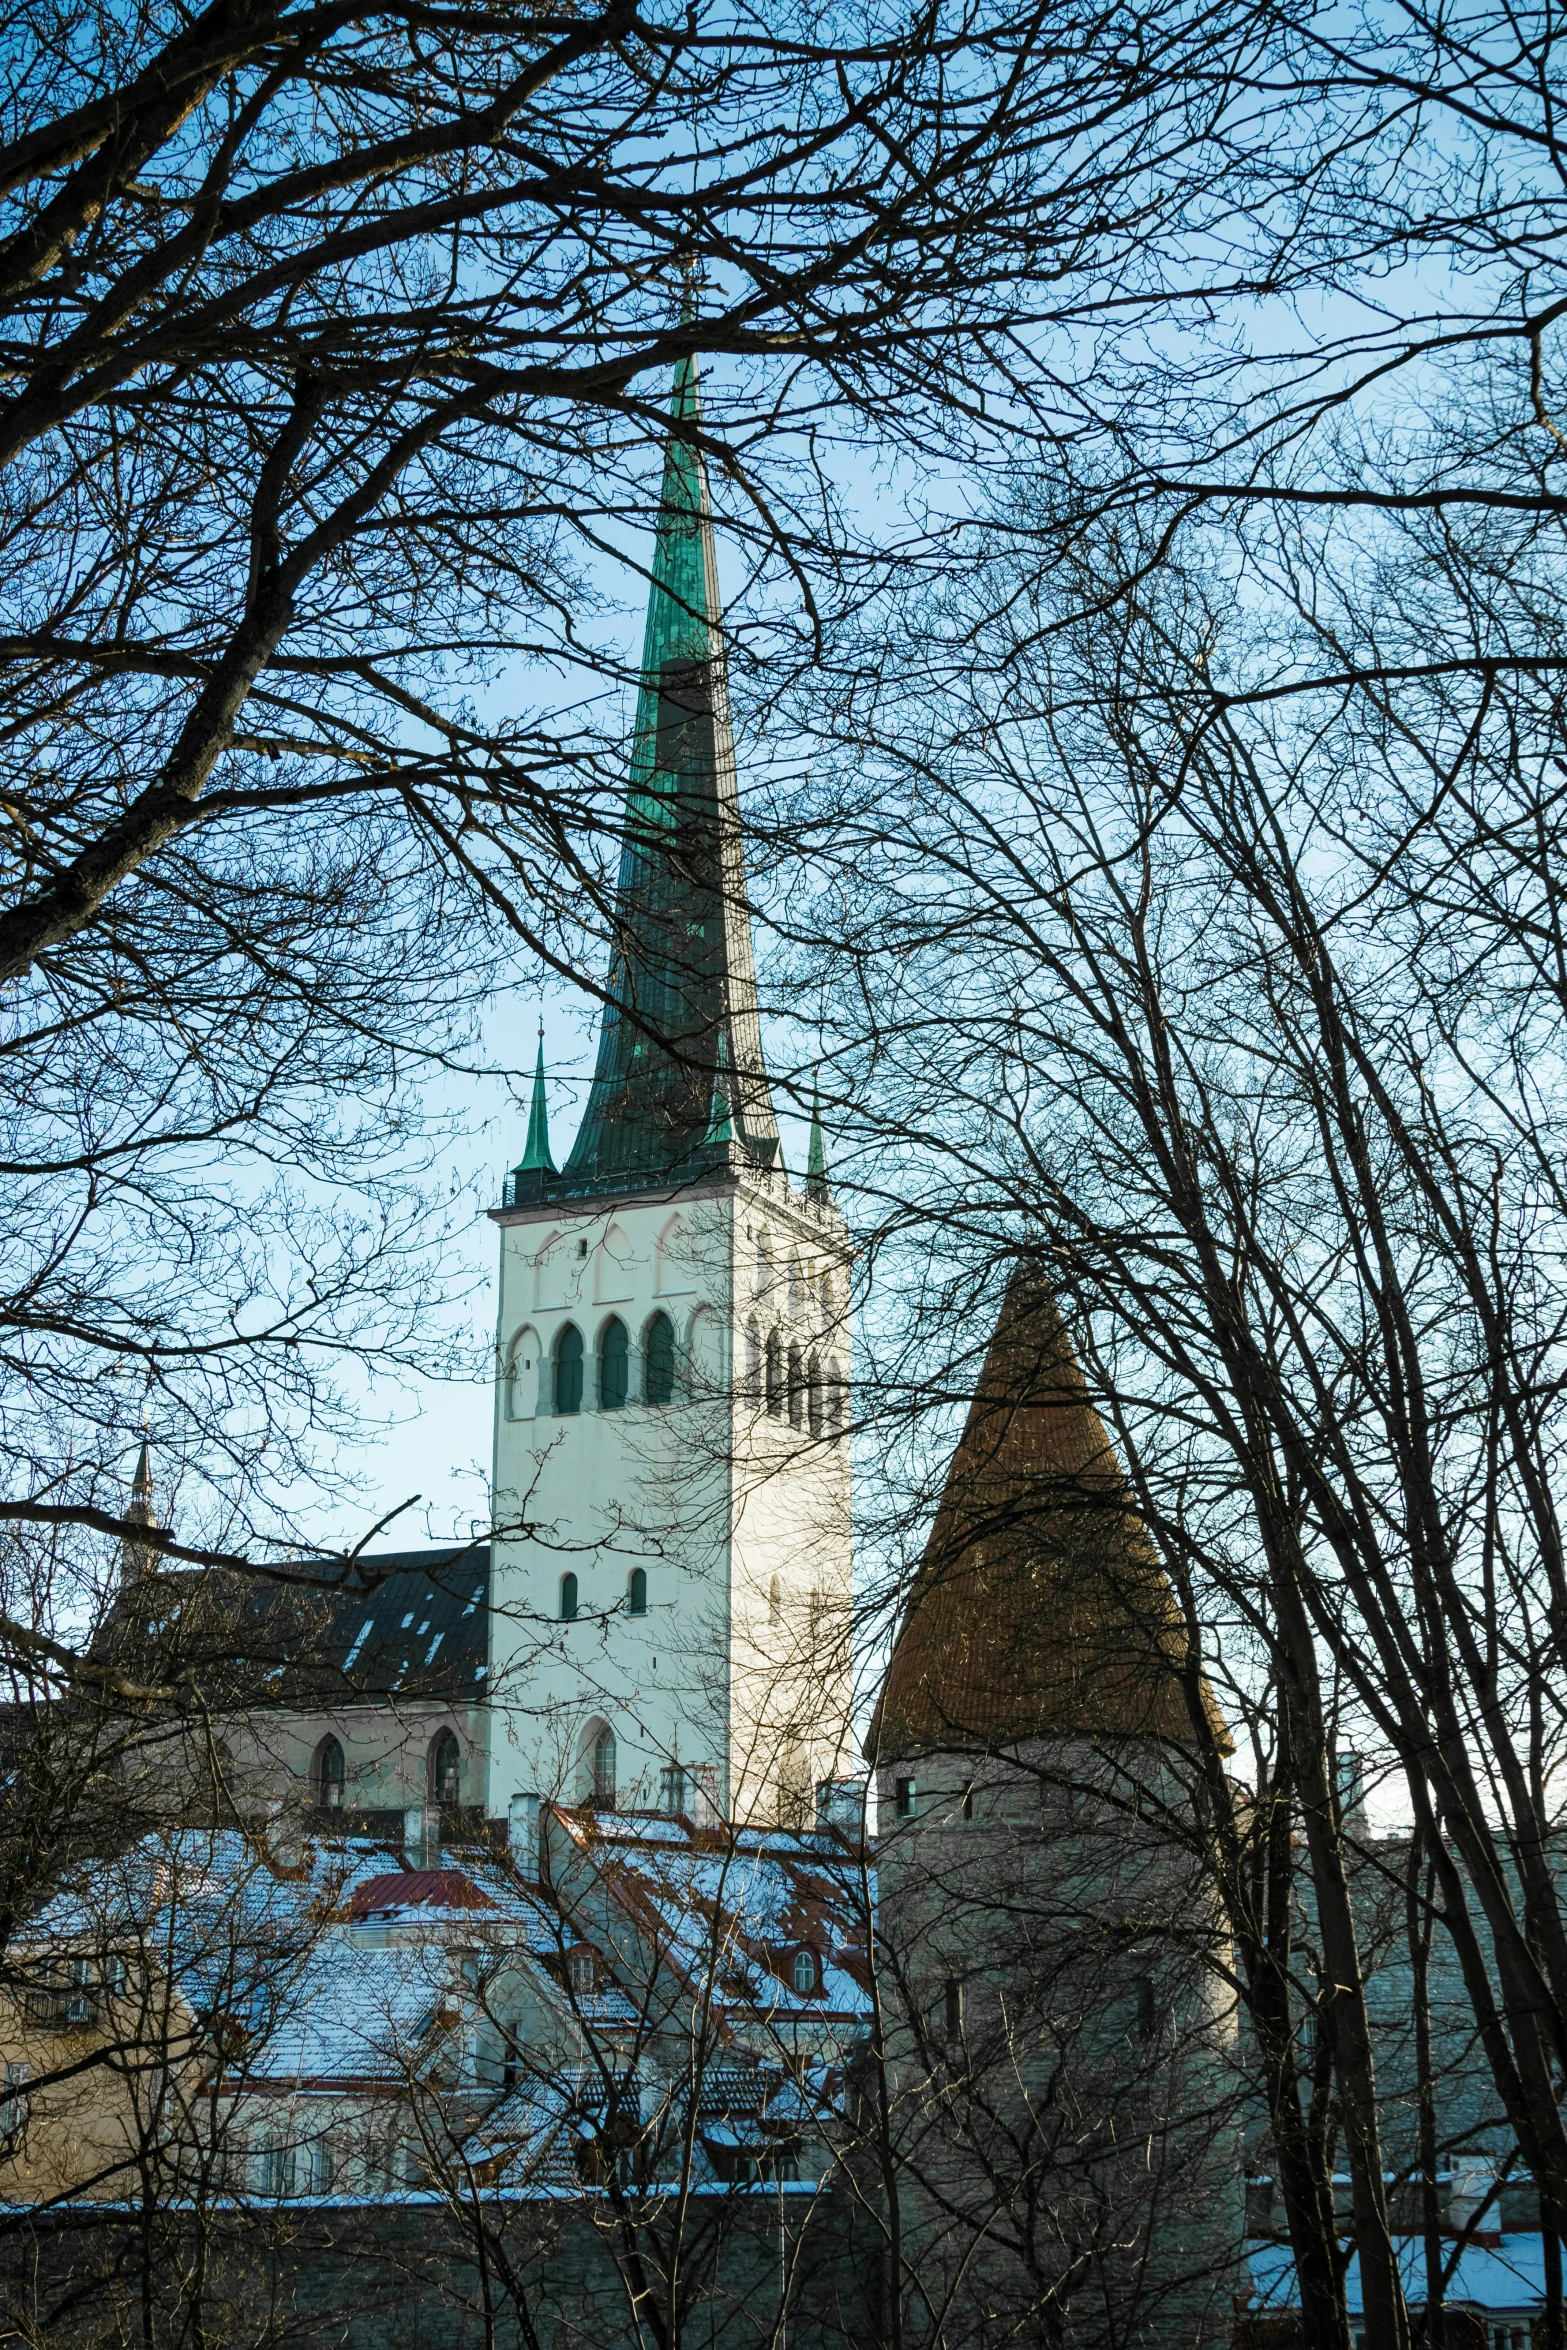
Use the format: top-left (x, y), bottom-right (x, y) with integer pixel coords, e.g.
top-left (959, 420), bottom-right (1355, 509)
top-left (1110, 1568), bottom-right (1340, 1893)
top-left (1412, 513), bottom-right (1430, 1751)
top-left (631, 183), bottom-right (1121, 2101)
top-left (806, 1089), bottom-right (829, 1201)
top-left (517, 1028), bottom-right (556, 1175)
top-left (556, 351), bottom-right (780, 1197)
top-left (702, 1027), bottom-right (733, 1148)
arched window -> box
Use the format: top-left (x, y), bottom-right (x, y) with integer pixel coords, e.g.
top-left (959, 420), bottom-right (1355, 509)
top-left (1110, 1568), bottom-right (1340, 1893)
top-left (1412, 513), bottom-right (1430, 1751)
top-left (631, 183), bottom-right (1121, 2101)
top-left (807, 1352), bottom-right (823, 1439)
top-left (768, 1576), bottom-right (782, 1625)
top-left (827, 1358), bottom-right (846, 1441)
top-left (765, 1331), bottom-right (783, 1418)
top-left (791, 1948), bottom-right (817, 1996)
top-left (590, 1727), bottom-right (616, 1809)
top-left (553, 1323), bottom-right (584, 1414)
top-left (429, 1729), bottom-right (461, 1806)
top-left (745, 1322), bottom-right (761, 1401)
top-left (628, 1568), bottom-right (648, 1616)
top-left (787, 1343), bottom-right (804, 1429)
top-left (312, 1735), bottom-right (345, 1810)
top-left (599, 1317), bottom-right (629, 1411)
top-left (560, 1572), bottom-right (579, 1621)
top-left (644, 1311), bottom-right (676, 1406)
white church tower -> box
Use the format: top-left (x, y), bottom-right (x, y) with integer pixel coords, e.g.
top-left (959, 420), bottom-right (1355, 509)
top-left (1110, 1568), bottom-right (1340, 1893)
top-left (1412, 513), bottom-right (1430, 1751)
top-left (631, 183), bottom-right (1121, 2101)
top-left (485, 357), bottom-right (853, 1829)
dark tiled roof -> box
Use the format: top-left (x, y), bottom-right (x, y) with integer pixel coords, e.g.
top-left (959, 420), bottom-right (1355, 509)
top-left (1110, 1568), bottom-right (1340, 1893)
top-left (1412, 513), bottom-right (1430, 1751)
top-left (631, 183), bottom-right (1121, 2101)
top-left (273, 1544), bottom-right (492, 1702)
top-left (93, 1543), bottom-right (491, 1708)
top-left (870, 1272), bottom-right (1229, 1764)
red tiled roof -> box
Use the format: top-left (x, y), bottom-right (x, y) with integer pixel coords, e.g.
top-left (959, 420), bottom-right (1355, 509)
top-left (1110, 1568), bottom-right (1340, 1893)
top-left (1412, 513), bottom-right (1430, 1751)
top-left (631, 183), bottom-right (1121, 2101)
top-left (344, 1869), bottom-right (496, 1918)
top-left (869, 1268), bottom-right (1230, 1763)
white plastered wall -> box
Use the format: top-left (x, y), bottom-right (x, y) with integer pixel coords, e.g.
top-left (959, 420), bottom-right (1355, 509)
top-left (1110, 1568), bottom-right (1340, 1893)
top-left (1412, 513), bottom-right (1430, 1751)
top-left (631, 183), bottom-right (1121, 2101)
top-left (485, 1172), bottom-right (852, 1827)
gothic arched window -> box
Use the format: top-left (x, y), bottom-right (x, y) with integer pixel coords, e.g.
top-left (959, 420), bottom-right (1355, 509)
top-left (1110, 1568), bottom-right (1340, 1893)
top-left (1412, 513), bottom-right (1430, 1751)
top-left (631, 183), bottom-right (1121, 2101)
top-left (312, 1735), bottom-right (345, 1810)
top-left (827, 1358), bottom-right (846, 1441)
top-left (787, 1343), bottom-right (804, 1429)
top-left (590, 1726), bottom-right (616, 1809)
top-left (553, 1323), bottom-right (584, 1414)
top-left (807, 1353), bottom-right (823, 1439)
top-left (628, 1568), bottom-right (648, 1616)
top-left (598, 1317), bottom-right (629, 1410)
top-left (429, 1729), bottom-right (461, 1806)
top-left (560, 1572), bottom-right (579, 1621)
top-left (644, 1311), bottom-right (676, 1406)
top-left (765, 1331), bottom-right (783, 1418)
top-left (745, 1321), bottom-right (761, 1401)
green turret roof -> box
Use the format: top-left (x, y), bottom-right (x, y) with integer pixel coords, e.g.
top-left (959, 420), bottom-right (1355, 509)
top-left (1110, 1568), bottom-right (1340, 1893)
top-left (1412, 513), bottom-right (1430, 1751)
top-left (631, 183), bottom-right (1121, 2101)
top-left (550, 355), bottom-right (779, 1198)
top-left (516, 1030), bottom-right (556, 1176)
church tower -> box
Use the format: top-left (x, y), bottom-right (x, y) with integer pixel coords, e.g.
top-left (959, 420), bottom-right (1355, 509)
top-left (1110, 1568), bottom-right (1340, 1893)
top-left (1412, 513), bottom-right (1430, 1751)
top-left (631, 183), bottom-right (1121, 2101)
top-left (486, 358), bottom-right (853, 1828)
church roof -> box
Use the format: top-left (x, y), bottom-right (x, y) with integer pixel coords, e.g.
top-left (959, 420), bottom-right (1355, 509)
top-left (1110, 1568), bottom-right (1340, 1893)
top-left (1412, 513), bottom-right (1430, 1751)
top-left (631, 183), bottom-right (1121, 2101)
top-left (870, 1268), bottom-right (1229, 1763)
top-left (513, 355), bottom-right (779, 1206)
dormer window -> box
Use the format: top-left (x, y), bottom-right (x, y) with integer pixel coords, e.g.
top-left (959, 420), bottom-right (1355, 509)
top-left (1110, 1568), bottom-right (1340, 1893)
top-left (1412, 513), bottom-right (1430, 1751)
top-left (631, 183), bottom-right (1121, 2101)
top-left (569, 1945), bottom-right (598, 1995)
top-left (790, 1948), bottom-right (818, 1996)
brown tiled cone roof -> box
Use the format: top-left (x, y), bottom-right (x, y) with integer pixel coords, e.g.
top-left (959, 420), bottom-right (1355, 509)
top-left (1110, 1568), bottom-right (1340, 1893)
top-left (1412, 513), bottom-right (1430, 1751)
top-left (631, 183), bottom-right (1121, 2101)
top-left (870, 1268), bottom-right (1230, 1763)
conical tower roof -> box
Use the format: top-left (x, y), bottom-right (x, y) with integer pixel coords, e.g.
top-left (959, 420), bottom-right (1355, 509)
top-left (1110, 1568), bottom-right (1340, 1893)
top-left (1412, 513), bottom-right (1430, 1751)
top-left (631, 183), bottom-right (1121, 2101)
top-left (556, 356), bottom-right (778, 1197)
top-left (870, 1267), bottom-right (1229, 1762)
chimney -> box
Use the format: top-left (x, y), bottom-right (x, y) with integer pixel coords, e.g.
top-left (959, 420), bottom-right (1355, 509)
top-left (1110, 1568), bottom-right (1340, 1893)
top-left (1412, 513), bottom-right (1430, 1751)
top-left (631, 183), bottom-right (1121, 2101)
top-left (507, 1791), bottom-right (542, 1881)
top-left (687, 1763), bottom-right (720, 1830)
top-left (403, 1805), bottom-right (438, 1870)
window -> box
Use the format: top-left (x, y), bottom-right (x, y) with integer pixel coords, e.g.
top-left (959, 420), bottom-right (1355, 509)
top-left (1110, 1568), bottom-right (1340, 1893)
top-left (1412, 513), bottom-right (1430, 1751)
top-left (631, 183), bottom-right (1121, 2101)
top-left (559, 1572), bottom-right (578, 1621)
top-left (944, 1978), bottom-right (963, 2039)
top-left (745, 1322), bottom-right (761, 1400)
top-left (807, 1352), bottom-right (823, 1438)
top-left (827, 1360), bottom-right (846, 1442)
top-left (765, 1330), bottom-right (783, 1417)
top-left (576, 1236), bottom-right (589, 1258)
top-left (787, 1343), bottom-right (803, 1428)
top-left (659, 1763), bottom-right (687, 1814)
top-left (599, 1317), bottom-right (629, 1410)
top-left (305, 2137), bottom-right (334, 2196)
top-left (429, 1728), bottom-right (461, 1806)
top-left (591, 1727), bottom-right (616, 1808)
top-left (755, 1236), bottom-right (769, 1296)
top-left (895, 1777), bottom-right (917, 1819)
top-left (791, 1948), bottom-right (817, 1996)
top-left (644, 1311), bottom-right (675, 1405)
top-left (553, 1323), bottom-right (584, 1414)
top-left (569, 1945), bottom-right (598, 1995)
top-left (313, 1734), bottom-right (345, 1810)
top-left (628, 1567), bottom-right (648, 1616)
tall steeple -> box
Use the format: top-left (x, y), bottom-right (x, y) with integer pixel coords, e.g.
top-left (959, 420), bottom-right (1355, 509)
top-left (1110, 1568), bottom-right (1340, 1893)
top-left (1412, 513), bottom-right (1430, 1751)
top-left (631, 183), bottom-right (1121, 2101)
top-left (552, 354), bottom-right (779, 1198)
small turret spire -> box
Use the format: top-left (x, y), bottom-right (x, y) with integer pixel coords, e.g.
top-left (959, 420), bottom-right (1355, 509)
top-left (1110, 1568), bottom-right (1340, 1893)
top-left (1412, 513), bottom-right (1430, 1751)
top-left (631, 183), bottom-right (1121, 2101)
top-left (517, 1027), bottom-right (556, 1176)
top-left (806, 1088), bottom-right (829, 1203)
top-left (121, 1424), bottom-right (159, 1585)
